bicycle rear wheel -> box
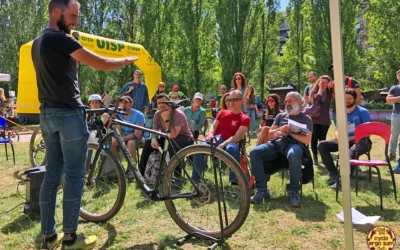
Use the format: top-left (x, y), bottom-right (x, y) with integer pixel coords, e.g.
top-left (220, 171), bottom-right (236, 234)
top-left (29, 126), bottom-right (46, 167)
top-left (80, 143), bottom-right (127, 222)
top-left (163, 144), bottom-right (250, 238)
top-left (7, 130), bottom-right (19, 142)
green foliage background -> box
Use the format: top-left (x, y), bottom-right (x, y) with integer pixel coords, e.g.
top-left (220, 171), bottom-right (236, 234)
top-left (0, 0), bottom-right (398, 100)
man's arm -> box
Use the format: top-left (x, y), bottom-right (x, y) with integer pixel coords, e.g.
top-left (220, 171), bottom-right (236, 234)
top-left (218, 126), bottom-right (248, 149)
top-left (134, 124), bottom-right (144, 139)
top-left (71, 47), bottom-right (137, 71)
top-left (335, 129), bottom-right (355, 142)
top-left (268, 125), bottom-right (280, 138)
top-left (206, 119), bottom-right (219, 140)
top-left (196, 110), bottom-right (207, 130)
top-left (290, 130), bottom-right (312, 145)
top-left (386, 94), bottom-right (400, 104)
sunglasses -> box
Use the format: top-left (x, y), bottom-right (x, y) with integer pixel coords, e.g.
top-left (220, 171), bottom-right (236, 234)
top-left (119, 100), bottom-right (129, 104)
top-left (267, 99), bottom-right (275, 103)
top-left (235, 78), bottom-right (241, 80)
top-left (172, 97), bottom-right (179, 100)
top-left (225, 98), bottom-right (242, 102)
top-left (159, 86), bottom-right (165, 88)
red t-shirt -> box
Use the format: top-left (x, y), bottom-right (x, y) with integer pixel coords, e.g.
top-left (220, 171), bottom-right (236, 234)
top-left (215, 110), bottom-right (250, 139)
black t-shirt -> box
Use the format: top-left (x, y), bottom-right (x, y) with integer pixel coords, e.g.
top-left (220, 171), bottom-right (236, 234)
top-left (262, 109), bottom-right (281, 127)
top-left (32, 28), bottom-right (83, 109)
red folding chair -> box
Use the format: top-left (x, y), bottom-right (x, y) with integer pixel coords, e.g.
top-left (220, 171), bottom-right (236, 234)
top-left (336, 122), bottom-right (397, 210)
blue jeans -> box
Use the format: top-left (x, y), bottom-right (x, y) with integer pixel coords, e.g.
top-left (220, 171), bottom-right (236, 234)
top-left (390, 112), bottom-right (400, 156)
top-left (192, 137), bottom-right (239, 182)
top-left (250, 141), bottom-right (303, 192)
top-left (248, 108), bottom-right (256, 132)
top-left (39, 108), bottom-right (89, 235)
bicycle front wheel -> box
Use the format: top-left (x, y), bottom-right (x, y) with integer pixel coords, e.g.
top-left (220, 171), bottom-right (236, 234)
top-left (29, 126), bottom-right (46, 167)
top-left (80, 143), bottom-right (127, 222)
top-left (163, 144), bottom-right (250, 238)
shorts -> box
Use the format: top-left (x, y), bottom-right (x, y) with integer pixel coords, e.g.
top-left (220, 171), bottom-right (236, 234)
top-left (125, 138), bottom-right (145, 148)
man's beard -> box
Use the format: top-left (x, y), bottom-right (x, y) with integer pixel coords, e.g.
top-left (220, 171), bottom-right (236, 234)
top-left (285, 103), bottom-right (300, 115)
top-left (57, 14), bottom-right (70, 33)
top-left (346, 101), bottom-right (356, 108)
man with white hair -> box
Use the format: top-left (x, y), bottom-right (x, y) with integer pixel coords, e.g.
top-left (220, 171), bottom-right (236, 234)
top-left (249, 91), bottom-right (313, 207)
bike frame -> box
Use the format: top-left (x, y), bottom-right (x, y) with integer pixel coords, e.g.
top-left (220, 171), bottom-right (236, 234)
top-left (86, 106), bottom-right (202, 201)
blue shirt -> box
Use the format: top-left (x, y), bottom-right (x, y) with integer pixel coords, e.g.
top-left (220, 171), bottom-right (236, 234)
top-left (388, 84), bottom-right (400, 112)
top-left (345, 106), bottom-right (371, 137)
top-left (119, 109), bottom-right (145, 137)
top-left (119, 81), bottom-right (150, 111)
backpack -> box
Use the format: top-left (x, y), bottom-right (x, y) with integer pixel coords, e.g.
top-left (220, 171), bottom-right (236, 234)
top-left (144, 150), bottom-right (168, 185)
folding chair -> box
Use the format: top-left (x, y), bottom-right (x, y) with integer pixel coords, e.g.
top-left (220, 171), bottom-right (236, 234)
top-left (0, 116), bottom-right (15, 164)
top-left (336, 122), bottom-right (397, 211)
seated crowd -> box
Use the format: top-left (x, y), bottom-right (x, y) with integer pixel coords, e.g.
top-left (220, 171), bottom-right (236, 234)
top-left (86, 70), bottom-right (386, 209)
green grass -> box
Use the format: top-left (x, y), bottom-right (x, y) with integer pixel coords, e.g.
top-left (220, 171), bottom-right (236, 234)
top-left (0, 126), bottom-right (400, 250)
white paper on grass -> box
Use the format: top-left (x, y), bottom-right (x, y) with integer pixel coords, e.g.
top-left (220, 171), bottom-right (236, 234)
top-left (336, 208), bottom-right (381, 225)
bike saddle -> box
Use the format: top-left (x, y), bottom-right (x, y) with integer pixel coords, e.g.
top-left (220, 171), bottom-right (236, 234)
top-left (161, 99), bottom-right (189, 109)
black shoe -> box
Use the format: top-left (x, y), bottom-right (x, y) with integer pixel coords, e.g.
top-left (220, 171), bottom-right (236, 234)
top-left (328, 175), bottom-right (337, 186)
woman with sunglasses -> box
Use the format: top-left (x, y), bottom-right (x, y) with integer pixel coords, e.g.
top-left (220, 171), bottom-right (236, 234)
top-left (244, 85), bottom-right (258, 134)
top-left (151, 82), bottom-right (166, 111)
top-left (219, 93), bottom-right (230, 111)
top-left (171, 92), bottom-right (184, 111)
top-left (255, 94), bottom-right (281, 146)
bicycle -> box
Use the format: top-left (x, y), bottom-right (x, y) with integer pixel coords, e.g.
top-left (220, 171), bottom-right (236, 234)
top-left (82, 100), bottom-right (250, 244)
top-left (29, 126), bottom-right (46, 167)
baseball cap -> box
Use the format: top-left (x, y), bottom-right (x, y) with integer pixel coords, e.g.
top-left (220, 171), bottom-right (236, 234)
top-left (119, 95), bottom-right (133, 103)
top-left (194, 92), bottom-right (203, 100)
top-left (172, 85), bottom-right (179, 92)
top-left (88, 94), bottom-right (101, 102)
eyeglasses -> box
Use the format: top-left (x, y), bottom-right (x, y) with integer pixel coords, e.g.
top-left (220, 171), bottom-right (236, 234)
top-left (119, 100), bottom-right (129, 104)
top-left (267, 99), bottom-right (275, 103)
top-left (235, 78), bottom-right (241, 80)
top-left (225, 98), bottom-right (242, 102)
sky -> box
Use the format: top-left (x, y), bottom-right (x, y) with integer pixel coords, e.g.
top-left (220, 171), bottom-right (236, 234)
top-left (280, 0), bottom-right (289, 11)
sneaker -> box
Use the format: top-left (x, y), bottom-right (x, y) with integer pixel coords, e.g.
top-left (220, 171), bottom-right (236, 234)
top-left (62, 235), bottom-right (97, 250)
top-left (313, 158), bottom-right (318, 165)
top-left (328, 175), bottom-right (337, 186)
top-left (250, 190), bottom-right (270, 204)
top-left (41, 233), bottom-right (64, 250)
top-left (389, 153), bottom-right (396, 161)
top-left (288, 191), bottom-right (301, 207)
top-left (331, 180), bottom-right (341, 190)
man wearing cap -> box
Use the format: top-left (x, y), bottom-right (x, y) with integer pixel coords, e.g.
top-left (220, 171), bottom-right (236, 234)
top-left (169, 85), bottom-right (186, 99)
top-left (183, 92), bottom-right (207, 139)
top-left (119, 70), bottom-right (149, 113)
top-left (192, 90), bottom-right (249, 183)
top-left (111, 95), bottom-right (145, 180)
top-left (328, 64), bottom-right (362, 126)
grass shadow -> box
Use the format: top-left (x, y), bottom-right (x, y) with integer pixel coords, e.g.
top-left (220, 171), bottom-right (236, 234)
top-left (126, 234), bottom-right (232, 250)
top-left (97, 222), bottom-right (118, 250)
top-left (1, 214), bottom-right (38, 234)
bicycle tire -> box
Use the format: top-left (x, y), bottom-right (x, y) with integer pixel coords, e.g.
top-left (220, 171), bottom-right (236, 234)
top-left (7, 130), bottom-right (20, 142)
top-left (29, 126), bottom-right (47, 167)
top-left (163, 144), bottom-right (250, 238)
top-left (79, 143), bottom-right (127, 222)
